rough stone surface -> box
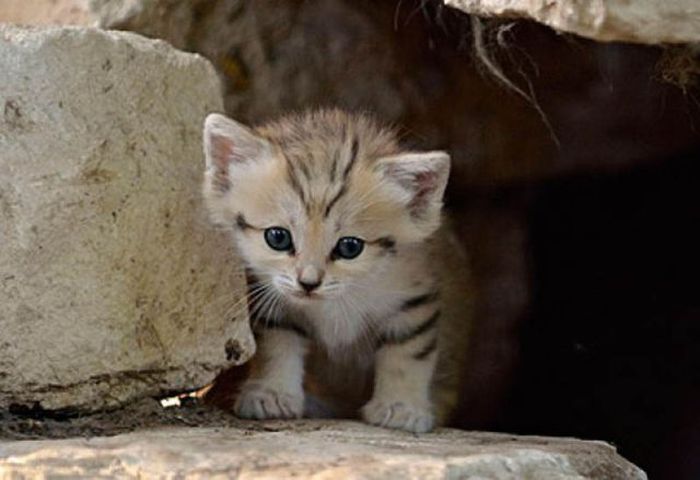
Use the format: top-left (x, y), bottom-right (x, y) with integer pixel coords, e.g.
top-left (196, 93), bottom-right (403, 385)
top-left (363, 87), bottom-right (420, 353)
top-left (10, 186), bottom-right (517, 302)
top-left (446, 0), bottom-right (700, 44)
top-left (0, 25), bottom-right (253, 412)
top-left (0, 421), bottom-right (647, 479)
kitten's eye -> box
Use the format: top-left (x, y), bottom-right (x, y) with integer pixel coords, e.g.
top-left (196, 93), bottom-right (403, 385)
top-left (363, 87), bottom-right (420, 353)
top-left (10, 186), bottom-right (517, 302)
top-left (264, 227), bottom-right (293, 252)
top-left (333, 236), bottom-right (364, 260)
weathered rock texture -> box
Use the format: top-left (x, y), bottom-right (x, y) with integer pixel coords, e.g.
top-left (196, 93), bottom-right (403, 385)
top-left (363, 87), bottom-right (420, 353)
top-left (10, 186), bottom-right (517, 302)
top-left (0, 25), bottom-right (253, 412)
top-left (0, 0), bottom-right (202, 50)
top-left (0, 421), bottom-right (647, 479)
top-left (446, 0), bottom-right (700, 44)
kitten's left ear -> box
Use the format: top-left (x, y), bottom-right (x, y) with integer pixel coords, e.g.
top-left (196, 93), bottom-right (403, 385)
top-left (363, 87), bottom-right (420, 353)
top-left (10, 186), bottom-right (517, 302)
top-left (377, 151), bottom-right (450, 219)
top-left (203, 113), bottom-right (271, 192)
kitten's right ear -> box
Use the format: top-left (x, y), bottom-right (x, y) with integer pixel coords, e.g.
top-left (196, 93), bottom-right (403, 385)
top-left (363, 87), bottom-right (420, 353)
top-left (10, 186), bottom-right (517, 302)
top-left (203, 113), bottom-right (271, 192)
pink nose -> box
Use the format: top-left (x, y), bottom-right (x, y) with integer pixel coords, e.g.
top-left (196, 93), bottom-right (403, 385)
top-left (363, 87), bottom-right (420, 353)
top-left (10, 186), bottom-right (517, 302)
top-left (297, 265), bottom-right (324, 293)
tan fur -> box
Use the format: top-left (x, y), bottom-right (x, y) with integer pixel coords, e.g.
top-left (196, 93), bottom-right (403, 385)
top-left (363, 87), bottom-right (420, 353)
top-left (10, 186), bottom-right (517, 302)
top-left (202, 109), bottom-right (473, 431)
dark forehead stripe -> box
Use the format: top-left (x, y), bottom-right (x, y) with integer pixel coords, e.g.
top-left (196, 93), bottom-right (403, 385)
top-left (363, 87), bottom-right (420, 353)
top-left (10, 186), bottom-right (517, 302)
top-left (329, 149), bottom-right (340, 181)
top-left (343, 136), bottom-right (359, 180)
top-left (324, 184), bottom-right (347, 218)
top-left (323, 138), bottom-right (358, 218)
top-left (285, 155), bottom-right (309, 206)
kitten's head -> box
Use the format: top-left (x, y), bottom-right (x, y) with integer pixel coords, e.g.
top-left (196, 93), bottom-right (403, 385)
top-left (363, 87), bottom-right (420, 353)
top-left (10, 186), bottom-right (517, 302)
top-left (202, 109), bottom-right (449, 305)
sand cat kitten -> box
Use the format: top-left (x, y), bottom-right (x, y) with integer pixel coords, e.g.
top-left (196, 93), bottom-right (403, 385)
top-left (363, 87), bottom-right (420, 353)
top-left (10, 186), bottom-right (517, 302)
top-left (202, 109), bottom-right (472, 433)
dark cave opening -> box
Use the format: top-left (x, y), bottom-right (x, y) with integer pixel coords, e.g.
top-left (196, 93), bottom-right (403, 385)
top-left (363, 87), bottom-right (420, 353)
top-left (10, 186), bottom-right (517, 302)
top-left (505, 151), bottom-right (700, 479)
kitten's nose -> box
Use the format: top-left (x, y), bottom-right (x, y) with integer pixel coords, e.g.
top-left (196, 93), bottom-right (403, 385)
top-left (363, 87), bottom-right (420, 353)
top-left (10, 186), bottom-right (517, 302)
top-left (297, 265), bottom-right (323, 293)
top-left (298, 279), bottom-right (321, 293)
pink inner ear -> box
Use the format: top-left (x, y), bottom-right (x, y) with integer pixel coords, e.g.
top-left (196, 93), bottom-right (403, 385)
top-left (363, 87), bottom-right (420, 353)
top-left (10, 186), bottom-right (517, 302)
top-left (209, 133), bottom-right (235, 191)
top-left (210, 133), bottom-right (235, 172)
top-left (383, 163), bottom-right (441, 215)
top-left (409, 170), bottom-right (439, 213)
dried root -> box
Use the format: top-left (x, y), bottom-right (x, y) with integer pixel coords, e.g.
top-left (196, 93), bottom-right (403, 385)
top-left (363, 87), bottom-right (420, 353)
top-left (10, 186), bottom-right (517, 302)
top-left (655, 44), bottom-right (700, 94)
top-left (470, 16), bottom-right (560, 146)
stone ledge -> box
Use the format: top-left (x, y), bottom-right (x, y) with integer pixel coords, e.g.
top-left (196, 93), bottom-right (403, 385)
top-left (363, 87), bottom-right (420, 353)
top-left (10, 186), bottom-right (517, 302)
top-left (0, 421), bottom-right (647, 479)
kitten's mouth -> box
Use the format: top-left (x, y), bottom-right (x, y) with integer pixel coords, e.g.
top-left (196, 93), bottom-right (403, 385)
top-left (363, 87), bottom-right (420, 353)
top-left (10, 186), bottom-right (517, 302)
top-left (290, 291), bottom-right (322, 301)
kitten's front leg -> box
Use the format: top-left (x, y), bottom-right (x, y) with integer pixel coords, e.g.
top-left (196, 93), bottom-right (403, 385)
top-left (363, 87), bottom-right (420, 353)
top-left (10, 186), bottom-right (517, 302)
top-left (362, 308), bottom-right (440, 433)
top-left (235, 325), bottom-right (308, 419)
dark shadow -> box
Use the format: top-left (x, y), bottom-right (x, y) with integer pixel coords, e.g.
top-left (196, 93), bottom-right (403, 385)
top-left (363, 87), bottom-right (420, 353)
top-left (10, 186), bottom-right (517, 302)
top-left (504, 151), bottom-right (700, 479)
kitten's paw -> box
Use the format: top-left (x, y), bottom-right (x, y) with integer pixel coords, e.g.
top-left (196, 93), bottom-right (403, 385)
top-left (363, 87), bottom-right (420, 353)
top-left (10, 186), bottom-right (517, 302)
top-left (234, 382), bottom-right (304, 420)
top-left (361, 398), bottom-right (435, 433)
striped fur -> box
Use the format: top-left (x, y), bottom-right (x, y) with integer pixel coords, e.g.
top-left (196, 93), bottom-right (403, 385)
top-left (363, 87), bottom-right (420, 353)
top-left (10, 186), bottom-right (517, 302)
top-left (203, 109), bottom-right (473, 433)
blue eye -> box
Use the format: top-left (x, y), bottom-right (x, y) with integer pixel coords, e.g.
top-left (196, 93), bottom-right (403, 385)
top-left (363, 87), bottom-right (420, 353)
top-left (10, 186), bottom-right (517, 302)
top-left (333, 237), bottom-right (364, 260)
top-left (264, 227), bottom-right (293, 252)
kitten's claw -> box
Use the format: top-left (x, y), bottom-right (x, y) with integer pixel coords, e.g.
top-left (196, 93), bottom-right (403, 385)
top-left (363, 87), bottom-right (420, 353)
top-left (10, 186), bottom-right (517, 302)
top-left (361, 398), bottom-right (435, 433)
top-left (234, 383), bottom-right (304, 420)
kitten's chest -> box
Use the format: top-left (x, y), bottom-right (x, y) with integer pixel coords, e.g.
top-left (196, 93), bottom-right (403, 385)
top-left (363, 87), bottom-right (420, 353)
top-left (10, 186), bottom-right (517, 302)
top-left (298, 298), bottom-right (396, 351)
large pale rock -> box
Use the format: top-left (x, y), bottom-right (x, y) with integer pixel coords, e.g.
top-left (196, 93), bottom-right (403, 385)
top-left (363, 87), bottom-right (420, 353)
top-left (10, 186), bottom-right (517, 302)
top-left (0, 421), bottom-right (647, 479)
top-left (0, 0), bottom-right (90, 26)
top-left (446, 0), bottom-right (700, 44)
top-left (0, 0), bottom-right (201, 50)
top-left (0, 25), bottom-right (253, 412)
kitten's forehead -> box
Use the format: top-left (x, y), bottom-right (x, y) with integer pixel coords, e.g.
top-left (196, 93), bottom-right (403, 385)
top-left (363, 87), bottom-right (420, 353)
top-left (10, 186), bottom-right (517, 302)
top-left (257, 110), bottom-right (399, 171)
top-left (256, 110), bottom-right (401, 220)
